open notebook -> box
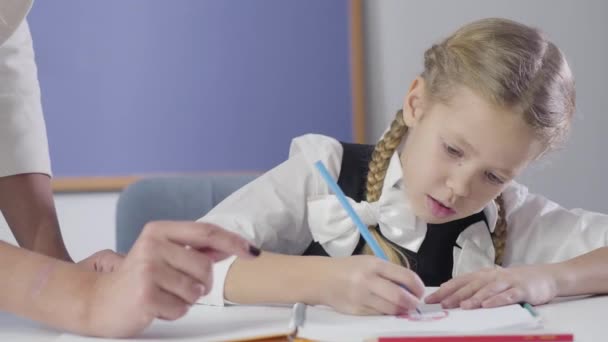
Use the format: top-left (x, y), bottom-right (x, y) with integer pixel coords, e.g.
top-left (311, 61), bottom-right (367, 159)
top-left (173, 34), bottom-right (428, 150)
top-left (56, 288), bottom-right (541, 342)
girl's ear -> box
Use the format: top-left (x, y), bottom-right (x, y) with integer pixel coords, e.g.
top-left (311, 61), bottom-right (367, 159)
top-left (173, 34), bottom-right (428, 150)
top-left (403, 77), bottom-right (426, 128)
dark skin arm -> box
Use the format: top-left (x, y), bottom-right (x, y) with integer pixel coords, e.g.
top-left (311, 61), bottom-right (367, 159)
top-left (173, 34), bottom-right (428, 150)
top-left (0, 173), bottom-right (72, 261)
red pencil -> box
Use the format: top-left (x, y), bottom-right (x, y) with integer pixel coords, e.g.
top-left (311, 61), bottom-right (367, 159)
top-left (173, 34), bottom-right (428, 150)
top-left (367, 334), bottom-right (573, 342)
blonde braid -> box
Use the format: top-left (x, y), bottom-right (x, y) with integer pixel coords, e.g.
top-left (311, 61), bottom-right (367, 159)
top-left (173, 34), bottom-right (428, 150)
top-left (491, 194), bottom-right (508, 265)
top-left (362, 110), bottom-right (409, 265)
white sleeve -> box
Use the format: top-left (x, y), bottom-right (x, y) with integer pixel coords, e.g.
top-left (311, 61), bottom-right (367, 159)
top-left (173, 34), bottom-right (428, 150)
top-left (0, 19), bottom-right (51, 177)
top-left (502, 181), bottom-right (608, 266)
top-left (197, 134), bottom-right (344, 305)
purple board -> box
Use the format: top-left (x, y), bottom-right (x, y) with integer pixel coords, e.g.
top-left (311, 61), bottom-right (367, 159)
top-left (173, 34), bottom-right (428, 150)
top-left (28, 0), bottom-right (353, 176)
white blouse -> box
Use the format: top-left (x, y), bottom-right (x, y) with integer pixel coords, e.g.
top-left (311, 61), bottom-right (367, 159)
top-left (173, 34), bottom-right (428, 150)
top-left (198, 134), bottom-right (608, 306)
top-left (0, 0), bottom-right (51, 178)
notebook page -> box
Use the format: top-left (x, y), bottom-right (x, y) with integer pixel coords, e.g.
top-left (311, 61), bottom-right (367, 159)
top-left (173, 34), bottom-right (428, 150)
top-left (298, 304), bottom-right (540, 341)
top-left (56, 304), bottom-right (293, 342)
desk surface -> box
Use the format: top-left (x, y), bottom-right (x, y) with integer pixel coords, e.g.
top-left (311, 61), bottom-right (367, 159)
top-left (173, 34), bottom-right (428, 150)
top-left (1, 295), bottom-right (605, 342)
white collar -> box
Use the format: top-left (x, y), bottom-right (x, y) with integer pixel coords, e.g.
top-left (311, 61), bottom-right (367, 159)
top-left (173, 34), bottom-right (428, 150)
top-left (382, 151), bottom-right (403, 193)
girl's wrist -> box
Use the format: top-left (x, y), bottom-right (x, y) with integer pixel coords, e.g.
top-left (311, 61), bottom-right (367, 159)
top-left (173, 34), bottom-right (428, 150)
top-left (304, 256), bottom-right (335, 306)
top-left (547, 261), bottom-right (574, 297)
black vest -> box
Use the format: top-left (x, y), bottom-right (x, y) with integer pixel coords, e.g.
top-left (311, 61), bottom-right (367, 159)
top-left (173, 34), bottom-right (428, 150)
top-left (303, 142), bottom-right (487, 286)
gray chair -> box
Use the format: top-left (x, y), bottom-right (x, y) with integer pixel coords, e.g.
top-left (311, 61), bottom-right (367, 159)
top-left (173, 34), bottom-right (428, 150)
top-left (115, 174), bottom-right (257, 254)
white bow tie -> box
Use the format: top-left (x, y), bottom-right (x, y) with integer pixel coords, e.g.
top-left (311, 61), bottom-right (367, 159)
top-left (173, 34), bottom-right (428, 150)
top-left (306, 186), bottom-right (428, 257)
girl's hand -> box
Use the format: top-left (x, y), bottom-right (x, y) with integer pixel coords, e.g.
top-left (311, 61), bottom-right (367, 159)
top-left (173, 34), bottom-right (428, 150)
top-left (425, 265), bottom-right (559, 309)
top-left (319, 255), bottom-right (424, 315)
top-left (84, 221), bottom-right (259, 338)
top-left (78, 249), bottom-right (124, 273)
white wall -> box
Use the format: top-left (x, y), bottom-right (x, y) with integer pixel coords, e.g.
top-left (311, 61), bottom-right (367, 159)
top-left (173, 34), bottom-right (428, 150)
top-left (363, 0), bottom-right (608, 212)
top-left (0, 193), bottom-right (118, 261)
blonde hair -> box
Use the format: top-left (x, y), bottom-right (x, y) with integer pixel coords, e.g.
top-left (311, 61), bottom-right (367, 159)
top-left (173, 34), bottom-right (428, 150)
top-left (363, 110), bottom-right (409, 265)
top-left (362, 18), bottom-right (576, 266)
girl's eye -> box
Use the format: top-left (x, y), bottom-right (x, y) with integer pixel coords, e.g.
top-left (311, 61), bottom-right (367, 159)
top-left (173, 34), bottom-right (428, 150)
top-left (485, 172), bottom-right (504, 185)
top-left (443, 143), bottom-right (463, 158)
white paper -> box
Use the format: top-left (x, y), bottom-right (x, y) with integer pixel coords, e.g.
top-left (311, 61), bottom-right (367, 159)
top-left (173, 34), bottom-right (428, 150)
top-left (55, 304), bottom-right (292, 342)
top-left (56, 288), bottom-right (540, 342)
top-left (299, 303), bottom-right (540, 341)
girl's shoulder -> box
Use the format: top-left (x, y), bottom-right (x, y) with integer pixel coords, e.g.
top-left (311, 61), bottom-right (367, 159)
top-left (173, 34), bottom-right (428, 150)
top-left (288, 134), bottom-right (343, 157)
top-left (288, 134), bottom-right (344, 172)
top-left (500, 181), bottom-right (552, 221)
top-left (500, 181), bottom-right (530, 212)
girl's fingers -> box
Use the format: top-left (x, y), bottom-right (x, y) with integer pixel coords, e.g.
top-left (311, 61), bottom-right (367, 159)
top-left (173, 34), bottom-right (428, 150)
top-left (461, 280), bottom-right (511, 309)
top-left (426, 273), bottom-right (474, 304)
top-left (440, 278), bottom-right (486, 309)
top-left (364, 292), bottom-right (408, 316)
top-left (481, 287), bottom-right (525, 308)
top-left (368, 277), bottom-right (420, 311)
top-left (376, 261), bottom-right (425, 299)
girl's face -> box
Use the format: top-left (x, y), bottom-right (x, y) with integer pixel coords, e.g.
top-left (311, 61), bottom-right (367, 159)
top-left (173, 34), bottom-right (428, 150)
top-left (400, 78), bottom-right (544, 224)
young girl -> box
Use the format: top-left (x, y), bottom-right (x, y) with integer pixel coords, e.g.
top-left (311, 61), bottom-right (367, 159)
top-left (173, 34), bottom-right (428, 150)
top-left (198, 18), bottom-right (608, 315)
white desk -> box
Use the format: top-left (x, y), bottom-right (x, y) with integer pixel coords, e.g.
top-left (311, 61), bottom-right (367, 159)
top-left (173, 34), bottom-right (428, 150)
top-left (536, 295), bottom-right (607, 340)
top-left (1, 295), bottom-right (606, 341)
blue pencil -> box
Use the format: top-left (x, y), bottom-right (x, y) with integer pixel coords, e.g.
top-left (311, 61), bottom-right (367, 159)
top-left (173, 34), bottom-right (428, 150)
top-left (314, 160), bottom-right (422, 314)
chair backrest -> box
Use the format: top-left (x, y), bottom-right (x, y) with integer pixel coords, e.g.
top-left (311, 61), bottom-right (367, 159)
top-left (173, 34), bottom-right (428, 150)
top-left (115, 174), bottom-right (257, 253)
